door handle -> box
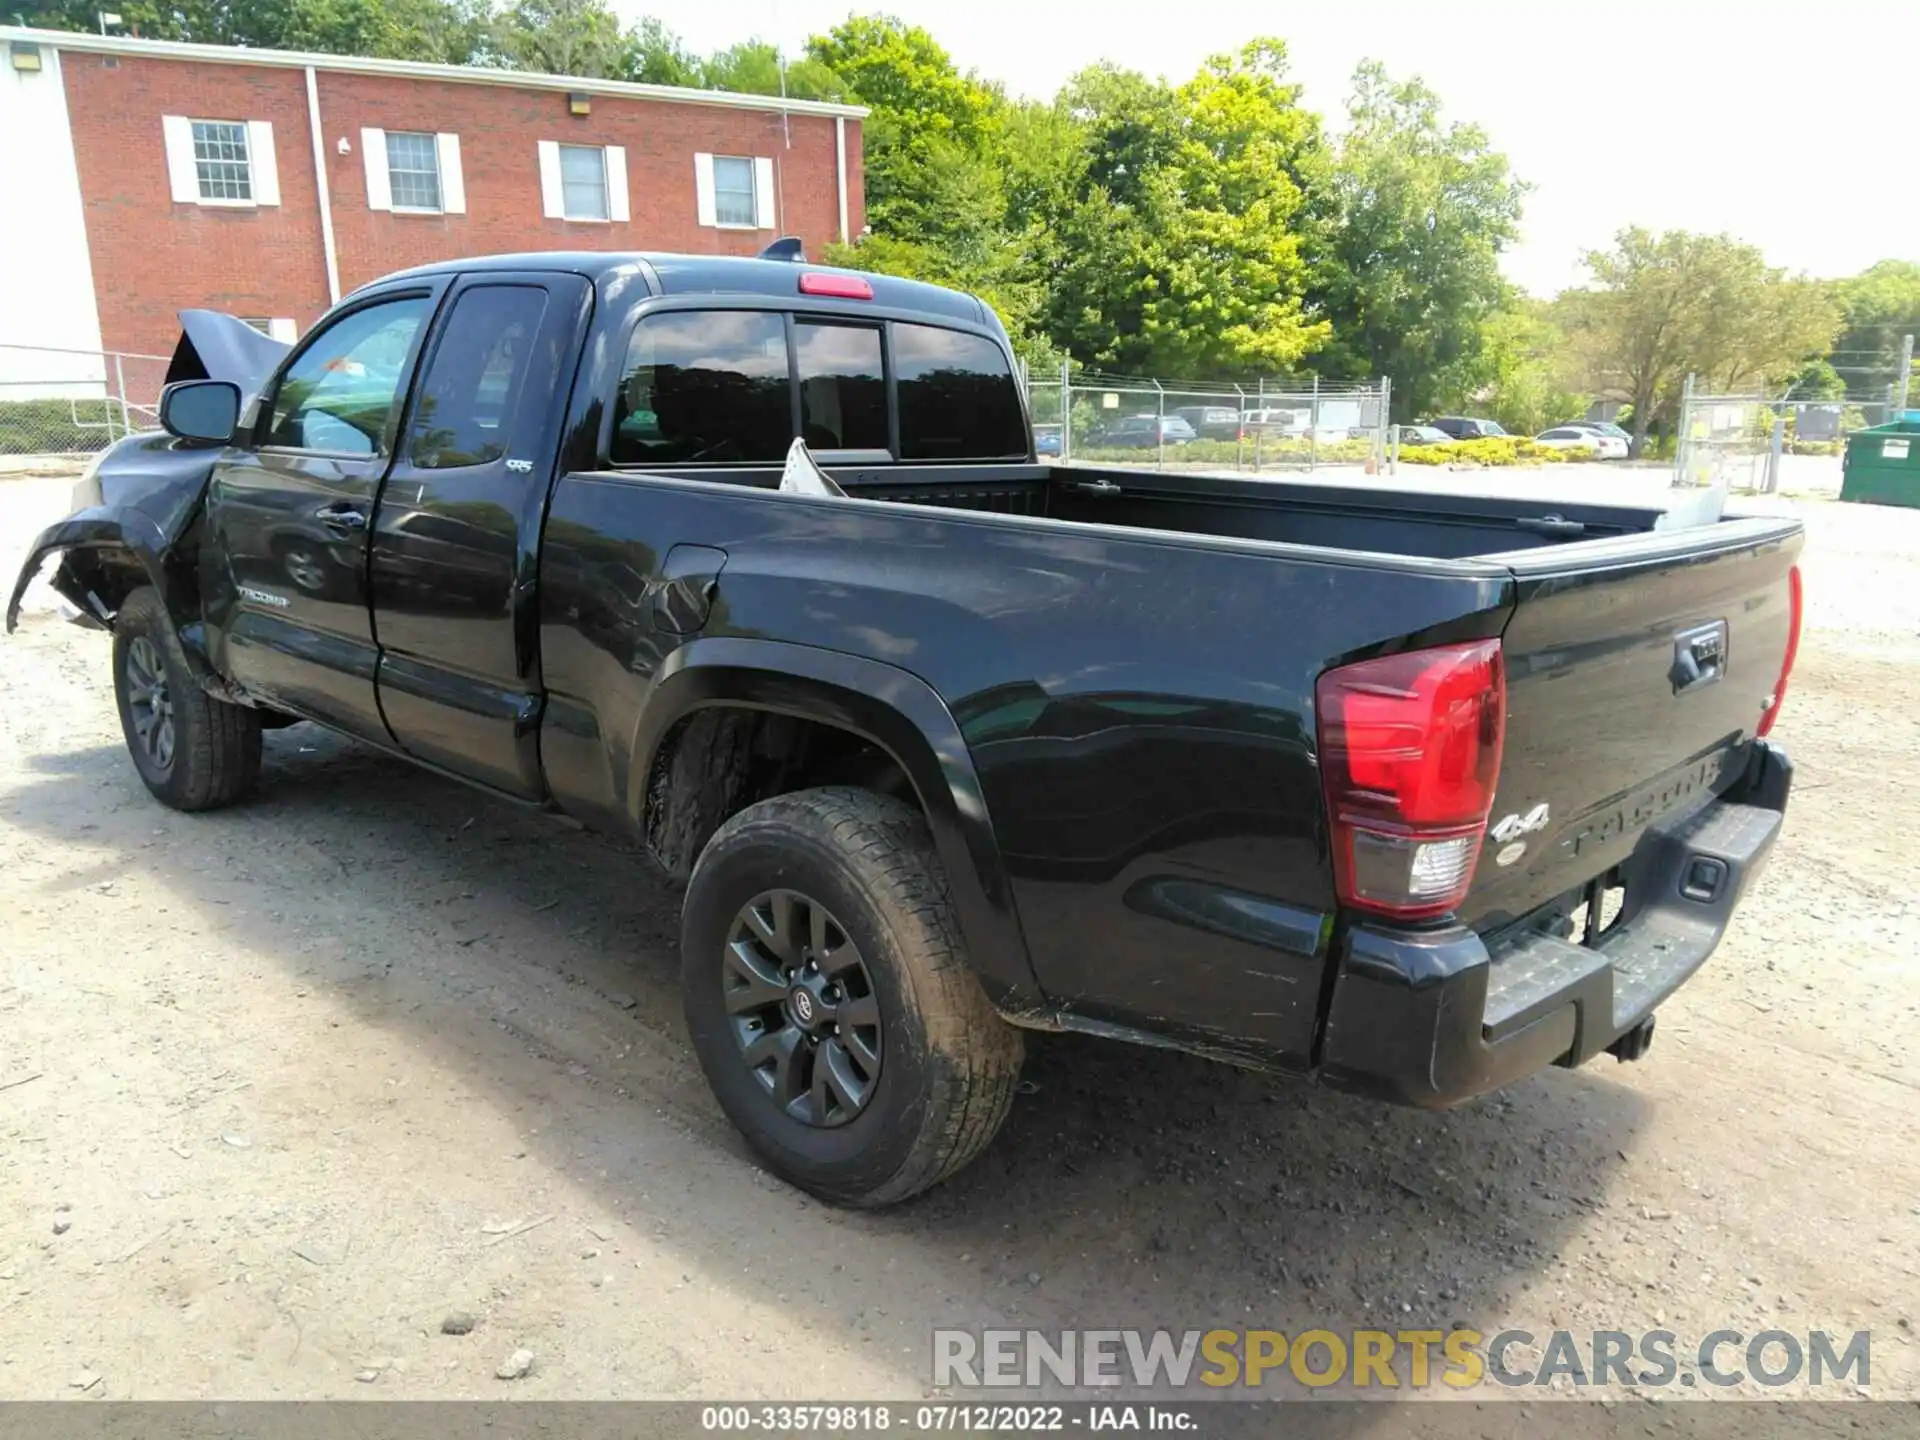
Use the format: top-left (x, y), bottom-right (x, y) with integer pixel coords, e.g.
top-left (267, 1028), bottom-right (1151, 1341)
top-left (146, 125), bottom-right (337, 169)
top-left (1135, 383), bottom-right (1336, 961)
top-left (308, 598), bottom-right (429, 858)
top-left (316, 503), bottom-right (367, 532)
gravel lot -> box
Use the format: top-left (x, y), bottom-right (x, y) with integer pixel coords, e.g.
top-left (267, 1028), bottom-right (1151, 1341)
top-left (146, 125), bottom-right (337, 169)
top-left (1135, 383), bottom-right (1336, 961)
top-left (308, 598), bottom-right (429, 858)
top-left (0, 466), bottom-right (1915, 1406)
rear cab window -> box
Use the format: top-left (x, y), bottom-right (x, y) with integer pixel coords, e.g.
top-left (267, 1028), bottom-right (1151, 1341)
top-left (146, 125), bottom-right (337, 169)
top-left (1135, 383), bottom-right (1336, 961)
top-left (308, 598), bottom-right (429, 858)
top-left (607, 308), bottom-right (1028, 469)
top-left (611, 310), bottom-right (790, 465)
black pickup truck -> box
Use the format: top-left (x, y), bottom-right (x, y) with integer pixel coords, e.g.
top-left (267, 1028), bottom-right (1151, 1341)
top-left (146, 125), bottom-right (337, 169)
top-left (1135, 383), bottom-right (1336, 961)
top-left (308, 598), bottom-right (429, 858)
top-left (8, 250), bottom-right (1802, 1206)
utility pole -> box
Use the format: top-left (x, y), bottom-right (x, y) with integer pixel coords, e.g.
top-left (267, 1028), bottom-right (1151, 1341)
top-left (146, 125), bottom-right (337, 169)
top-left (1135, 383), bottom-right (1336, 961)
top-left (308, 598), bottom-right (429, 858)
top-left (1897, 332), bottom-right (1915, 418)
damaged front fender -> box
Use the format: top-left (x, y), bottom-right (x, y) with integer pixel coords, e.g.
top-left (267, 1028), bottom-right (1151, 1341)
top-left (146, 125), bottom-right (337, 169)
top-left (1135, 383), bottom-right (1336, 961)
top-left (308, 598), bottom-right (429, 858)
top-left (6, 504), bottom-right (175, 633)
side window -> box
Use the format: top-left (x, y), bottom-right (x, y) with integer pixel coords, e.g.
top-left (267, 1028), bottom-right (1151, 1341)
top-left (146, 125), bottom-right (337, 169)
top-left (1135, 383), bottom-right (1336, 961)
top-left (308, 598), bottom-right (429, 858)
top-left (611, 310), bottom-right (790, 465)
top-left (893, 323), bottom-right (1027, 461)
top-left (406, 286), bottom-right (549, 470)
top-left (795, 321), bottom-right (886, 452)
top-left (264, 297), bottom-right (430, 455)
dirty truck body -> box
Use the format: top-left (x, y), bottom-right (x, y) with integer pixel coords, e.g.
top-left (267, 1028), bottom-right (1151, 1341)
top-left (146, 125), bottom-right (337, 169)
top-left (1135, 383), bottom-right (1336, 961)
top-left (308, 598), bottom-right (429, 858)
top-left (8, 252), bottom-right (1802, 1205)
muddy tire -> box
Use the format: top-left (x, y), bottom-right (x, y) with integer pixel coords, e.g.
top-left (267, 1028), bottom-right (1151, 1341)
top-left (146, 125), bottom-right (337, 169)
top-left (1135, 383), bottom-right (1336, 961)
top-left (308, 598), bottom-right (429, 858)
top-left (681, 787), bottom-right (1023, 1207)
top-left (112, 586), bottom-right (262, 812)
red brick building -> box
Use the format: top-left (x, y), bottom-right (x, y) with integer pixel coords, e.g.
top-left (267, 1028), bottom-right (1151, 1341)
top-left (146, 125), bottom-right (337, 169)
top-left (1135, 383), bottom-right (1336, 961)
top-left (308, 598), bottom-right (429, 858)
top-left (0, 26), bottom-right (866, 362)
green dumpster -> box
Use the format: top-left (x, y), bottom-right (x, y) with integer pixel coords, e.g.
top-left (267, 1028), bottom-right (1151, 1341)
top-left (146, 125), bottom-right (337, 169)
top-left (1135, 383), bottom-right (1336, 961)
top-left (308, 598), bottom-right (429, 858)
top-left (1840, 418), bottom-right (1920, 507)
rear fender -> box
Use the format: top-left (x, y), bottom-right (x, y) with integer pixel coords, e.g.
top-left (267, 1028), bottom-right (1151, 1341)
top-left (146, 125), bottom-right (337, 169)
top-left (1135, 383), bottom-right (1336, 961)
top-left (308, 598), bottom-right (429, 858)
top-left (629, 636), bottom-right (1043, 1009)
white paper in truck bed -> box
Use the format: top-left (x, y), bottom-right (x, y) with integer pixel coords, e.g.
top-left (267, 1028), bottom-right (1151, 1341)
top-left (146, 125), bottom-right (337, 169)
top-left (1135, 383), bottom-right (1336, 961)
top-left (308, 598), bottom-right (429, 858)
top-left (778, 439), bottom-right (848, 498)
top-left (1654, 483), bottom-right (1727, 532)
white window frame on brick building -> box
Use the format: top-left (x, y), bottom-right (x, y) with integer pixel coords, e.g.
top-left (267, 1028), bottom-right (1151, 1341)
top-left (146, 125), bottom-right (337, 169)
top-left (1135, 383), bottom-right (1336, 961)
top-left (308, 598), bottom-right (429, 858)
top-left (695, 153), bottom-right (776, 230)
top-left (162, 116), bottom-right (280, 208)
top-left (537, 141), bottom-right (628, 223)
top-left (360, 128), bottom-right (465, 215)
top-left (239, 317), bottom-right (301, 342)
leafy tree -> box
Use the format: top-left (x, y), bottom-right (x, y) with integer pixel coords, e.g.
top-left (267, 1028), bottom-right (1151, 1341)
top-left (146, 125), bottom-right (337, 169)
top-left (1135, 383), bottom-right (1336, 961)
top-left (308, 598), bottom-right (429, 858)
top-left (1309, 62), bottom-right (1526, 420)
top-left (1559, 228), bottom-right (1842, 454)
top-left (696, 40), bottom-right (845, 101)
top-left (1458, 297), bottom-right (1589, 436)
top-left (1784, 357), bottom-right (1846, 402)
top-left (495, 0), bottom-right (624, 78)
top-left (620, 16), bottom-right (702, 87)
top-left (805, 16), bottom-right (998, 243)
top-left (1831, 260), bottom-right (1920, 405)
top-left (1035, 43), bottom-right (1330, 375)
top-left (26, 0), bottom-right (495, 62)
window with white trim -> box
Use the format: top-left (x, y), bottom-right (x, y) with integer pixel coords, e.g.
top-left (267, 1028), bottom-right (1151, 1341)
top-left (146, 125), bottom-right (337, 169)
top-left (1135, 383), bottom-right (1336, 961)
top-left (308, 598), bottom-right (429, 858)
top-left (537, 141), bottom-right (628, 223)
top-left (712, 156), bottom-right (756, 227)
top-left (192, 120), bottom-right (251, 201)
top-left (694, 152), bottom-right (775, 230)
top-left (163, 116), bottom-right (280, 208)
top-left (559, 144), bottom-right (608, 221)
top-left (362, 129), bottom-right (465, 215)
top-left (385, 131), bottom-right (442, 211)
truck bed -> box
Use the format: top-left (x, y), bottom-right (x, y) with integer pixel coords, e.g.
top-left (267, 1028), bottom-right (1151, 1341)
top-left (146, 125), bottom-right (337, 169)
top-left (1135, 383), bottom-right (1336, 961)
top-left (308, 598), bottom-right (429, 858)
top-left (666, 459), bottom-right (1691, 562)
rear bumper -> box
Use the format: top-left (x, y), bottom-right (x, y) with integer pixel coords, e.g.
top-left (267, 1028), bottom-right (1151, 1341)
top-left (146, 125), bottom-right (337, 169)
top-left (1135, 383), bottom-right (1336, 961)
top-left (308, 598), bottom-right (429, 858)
top-left (1317, 740), bottom-right (1792, 1109)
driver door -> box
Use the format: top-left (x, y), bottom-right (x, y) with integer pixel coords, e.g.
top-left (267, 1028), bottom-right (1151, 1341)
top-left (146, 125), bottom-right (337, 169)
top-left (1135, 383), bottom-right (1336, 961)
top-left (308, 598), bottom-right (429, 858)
top-left (204, 282), bottom-right (444, 740)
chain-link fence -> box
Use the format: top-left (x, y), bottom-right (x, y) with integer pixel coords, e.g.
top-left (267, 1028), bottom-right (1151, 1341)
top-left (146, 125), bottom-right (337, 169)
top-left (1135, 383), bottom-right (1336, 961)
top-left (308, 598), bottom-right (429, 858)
top-left (0, 344), bottom-right (171, 458)
top-left (1673, 376), bottom-right (1891, 495)
top-left (1027, 364), bottom-right (1392, 475)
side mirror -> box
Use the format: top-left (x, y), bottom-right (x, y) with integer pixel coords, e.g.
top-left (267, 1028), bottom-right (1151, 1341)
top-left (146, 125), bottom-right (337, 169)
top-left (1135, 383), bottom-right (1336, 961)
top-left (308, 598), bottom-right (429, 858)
top-left (159, 379), bottom-right (241, 445)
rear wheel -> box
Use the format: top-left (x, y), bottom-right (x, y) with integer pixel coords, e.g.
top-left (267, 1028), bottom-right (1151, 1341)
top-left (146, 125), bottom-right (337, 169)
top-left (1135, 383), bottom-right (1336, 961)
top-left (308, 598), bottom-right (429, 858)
top-left (681, 787), bottom-right (1023, 1207)
top-left (112, 587), bottom-right (261, 811)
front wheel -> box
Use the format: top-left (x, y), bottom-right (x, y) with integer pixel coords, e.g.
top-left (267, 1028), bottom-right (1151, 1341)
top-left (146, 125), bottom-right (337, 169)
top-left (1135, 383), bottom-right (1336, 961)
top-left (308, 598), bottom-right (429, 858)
top-left (113, 586), bottom-right (262, 811)
top-left (681, 787), bottom-right (1023, 1207)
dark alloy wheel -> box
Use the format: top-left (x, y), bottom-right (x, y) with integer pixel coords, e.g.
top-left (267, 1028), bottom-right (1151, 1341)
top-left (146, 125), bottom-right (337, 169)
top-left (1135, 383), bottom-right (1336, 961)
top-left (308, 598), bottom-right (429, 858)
top-left (725, 889), bottom-right (883, 1127)
top-left (122, 634), bottom-right (177, 776)
top-left (681, 787), bottom-right (1024, 1206)
top-left (112, 586), bottom-right (262, 811)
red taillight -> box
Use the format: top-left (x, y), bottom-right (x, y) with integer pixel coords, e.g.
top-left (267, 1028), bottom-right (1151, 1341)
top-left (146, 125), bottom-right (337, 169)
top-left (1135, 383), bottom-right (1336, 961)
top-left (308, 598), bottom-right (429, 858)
top-left (1756, 564), bottom-right (1803, 737)
top-left (798, 272), bottom-right (873, 299)
top-left (1315, 639), bottom-right (1506, 920)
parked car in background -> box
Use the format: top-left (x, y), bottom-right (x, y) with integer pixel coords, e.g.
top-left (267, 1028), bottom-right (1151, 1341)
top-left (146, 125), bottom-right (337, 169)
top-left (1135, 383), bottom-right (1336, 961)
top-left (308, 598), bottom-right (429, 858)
top-left (1426, 416), bottom-right (1509, 440)
top-left (1173, 405), bottom-right (1242, 441)
top-left (1241, 407), bottom-right (1309, 434)
top-left (1560, 420), bottom-right (1632, 445)
top-left (1536, 426), bottom-right (1628, 460)
top-left (1106, 414), bottom-right (1197, 448)
top-left (1395, 424), bottom-right (1452, 447)
top-left (1033, 424), bottom-right (1062, 458)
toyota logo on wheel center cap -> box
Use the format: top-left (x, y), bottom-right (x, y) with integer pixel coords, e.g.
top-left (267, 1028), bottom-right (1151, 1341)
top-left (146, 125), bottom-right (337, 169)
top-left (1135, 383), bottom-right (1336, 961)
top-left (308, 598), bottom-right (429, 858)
top-left (790, 988), bottom-right (816, 1024)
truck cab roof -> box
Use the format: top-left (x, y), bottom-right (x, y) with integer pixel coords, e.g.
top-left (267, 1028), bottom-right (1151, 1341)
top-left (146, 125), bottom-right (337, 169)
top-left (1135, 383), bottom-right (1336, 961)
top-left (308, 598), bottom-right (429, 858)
top-left (361, 250), bottom-right (993, 328)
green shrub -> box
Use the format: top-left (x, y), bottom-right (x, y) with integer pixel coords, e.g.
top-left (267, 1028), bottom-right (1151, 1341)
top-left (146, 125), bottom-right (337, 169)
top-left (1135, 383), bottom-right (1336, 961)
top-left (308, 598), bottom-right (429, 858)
top-left (1073, 436), bottom-right (1376, 466)
top-left (0, 398), bottom-right (118, 455)
top-left (1394, 436), bottom-right (1599, 467)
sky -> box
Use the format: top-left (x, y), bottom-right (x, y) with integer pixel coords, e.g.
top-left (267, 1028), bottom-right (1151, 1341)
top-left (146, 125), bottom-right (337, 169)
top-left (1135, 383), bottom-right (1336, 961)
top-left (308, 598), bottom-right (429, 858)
top-left (617, 0), bottom-right (1919, 295)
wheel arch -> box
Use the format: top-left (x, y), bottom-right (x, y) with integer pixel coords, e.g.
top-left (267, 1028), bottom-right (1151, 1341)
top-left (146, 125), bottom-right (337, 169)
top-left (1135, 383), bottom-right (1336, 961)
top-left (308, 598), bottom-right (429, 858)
top-left (7, 508), bottom-right (195, 635)
top-left (630, 636), bottom-right (1041, 1009)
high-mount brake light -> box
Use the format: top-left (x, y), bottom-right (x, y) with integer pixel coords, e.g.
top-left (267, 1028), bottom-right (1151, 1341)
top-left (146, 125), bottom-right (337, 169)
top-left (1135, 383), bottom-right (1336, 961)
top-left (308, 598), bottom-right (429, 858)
top-left (1756, 564), bottom-right (1803, 737)
top-left (798, 273), bottom-right (873, 299)
top-left (1315, 639), bottom-right (1507, 920)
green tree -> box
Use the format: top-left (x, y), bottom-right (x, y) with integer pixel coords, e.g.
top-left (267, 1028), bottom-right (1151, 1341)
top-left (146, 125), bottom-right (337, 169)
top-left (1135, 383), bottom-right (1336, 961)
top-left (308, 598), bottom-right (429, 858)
top-left (27, 0), bottom-right (495, 62)
top-left (495, 0), bottom-right (624, 78)
top-left (1559, 228), bottom-right (1843, 454)
top-left (696, 40), bottom-right (845, 101)
top-left (1456, 297), bottom-right (1589, 436)
top-left (620, 16), bottom-right (702, 87)
top-left (1036, 43), bottom-right (1330, 375)
top-left (1309, 62), bottom-right (1527, 420)
top-left (805, 16), bottom-right (998, 241)
top-left (1831, 260), bottom-right (1920, 406)
top-left (807, 16), bottom-right (1038, 340)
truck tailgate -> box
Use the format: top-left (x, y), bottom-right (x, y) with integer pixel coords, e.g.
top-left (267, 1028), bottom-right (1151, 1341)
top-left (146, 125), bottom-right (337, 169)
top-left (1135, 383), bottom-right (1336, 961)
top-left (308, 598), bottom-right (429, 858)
top-left (1463, 516), bottom-right (1803, 931)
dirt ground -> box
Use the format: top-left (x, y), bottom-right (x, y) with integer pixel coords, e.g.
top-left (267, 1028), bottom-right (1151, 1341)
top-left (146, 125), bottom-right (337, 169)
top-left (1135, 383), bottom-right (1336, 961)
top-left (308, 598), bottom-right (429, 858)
top-left (0, 469), bottom-right (1915, 1407)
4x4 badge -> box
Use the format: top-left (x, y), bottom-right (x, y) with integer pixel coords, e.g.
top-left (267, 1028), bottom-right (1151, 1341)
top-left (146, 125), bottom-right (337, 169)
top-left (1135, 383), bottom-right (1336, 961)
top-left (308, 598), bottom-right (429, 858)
top-left (1490, 802), bottom-right (1551, 843)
